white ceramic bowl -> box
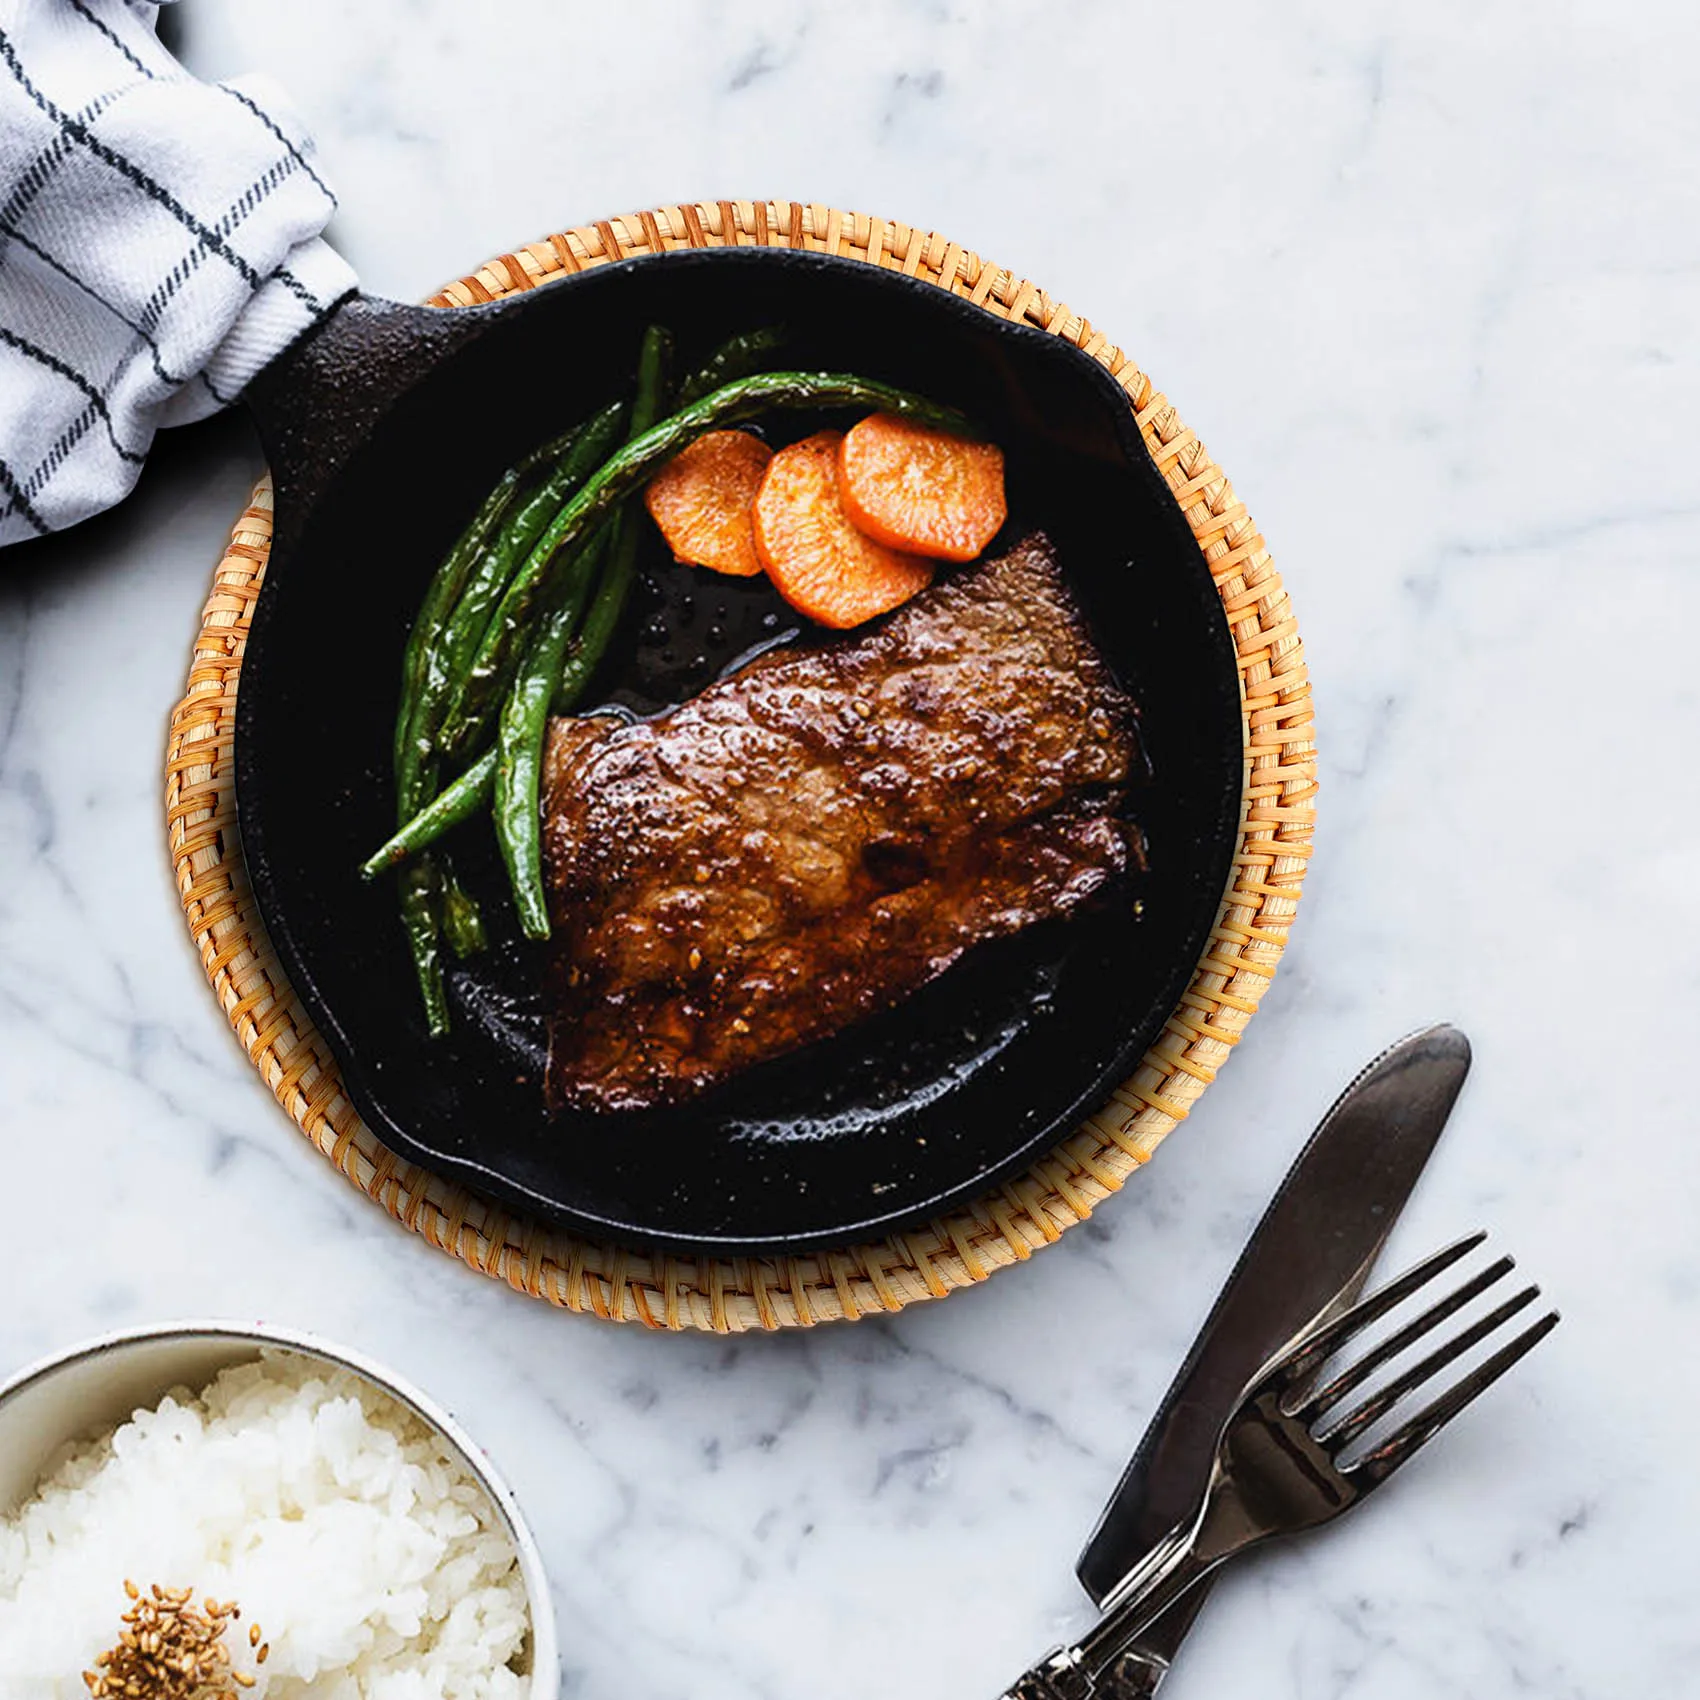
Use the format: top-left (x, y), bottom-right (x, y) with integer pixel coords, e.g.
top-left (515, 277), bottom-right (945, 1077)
top-left (0, 1320), bottom-right (559, 1698)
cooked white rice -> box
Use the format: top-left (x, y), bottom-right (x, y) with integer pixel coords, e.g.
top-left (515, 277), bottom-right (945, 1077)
top-left (0, 1352), bottom-right (531, 1699)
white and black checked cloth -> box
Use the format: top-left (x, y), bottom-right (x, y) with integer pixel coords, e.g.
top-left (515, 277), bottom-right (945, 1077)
top-left (0, 0), bottom-right (355, 547)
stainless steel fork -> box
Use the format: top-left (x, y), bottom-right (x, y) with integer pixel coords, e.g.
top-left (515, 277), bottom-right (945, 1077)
top-left (1001, 1232), bottom-right (1559, 1700)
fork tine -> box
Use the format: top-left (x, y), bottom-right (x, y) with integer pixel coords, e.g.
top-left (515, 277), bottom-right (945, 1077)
top-left (1301, 1256), bottom-right (1516, 1423)
top-left (1319, 1284), bottom-right (1541, 1449)
top-left (1279, 1230), bottom-right (1488, 1388)
top-left (1352, 1310), bottom-right (1560, 1484)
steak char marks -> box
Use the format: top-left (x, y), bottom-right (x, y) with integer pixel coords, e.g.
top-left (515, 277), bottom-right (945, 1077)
top-left (541, 532), bottom-right (1141, 1111)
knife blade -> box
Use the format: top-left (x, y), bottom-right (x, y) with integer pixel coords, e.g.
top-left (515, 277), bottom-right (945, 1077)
top-left (1073, 1023), bottom-right (1471, 1685)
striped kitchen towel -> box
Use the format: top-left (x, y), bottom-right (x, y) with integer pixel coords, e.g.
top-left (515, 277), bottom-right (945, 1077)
top-left (0, 0), bottom-right (355, 547)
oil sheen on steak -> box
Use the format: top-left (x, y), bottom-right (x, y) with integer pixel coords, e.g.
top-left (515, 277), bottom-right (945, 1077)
top-left (541, 531), bottom-right (1141, 1111)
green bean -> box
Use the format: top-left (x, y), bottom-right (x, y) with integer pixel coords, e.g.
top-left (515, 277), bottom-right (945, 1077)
top-left (544, 341), bottom-right (674, 717)
top-left (389, 441), bottom-right (552, 1018)
top-left (427, 401), bottom-right (626, 763)
top-left (675, 325), bottom-right (788, 407)
top-left (546, 329), bottom-right (745, 719)
top-left (440, 864), bottom-right (488, 959)
top-left (398, 859), bottom-right (448, 1035)
top-left (362, 751), bottom-right (497, 879)
top-left (395, 471), bottom-right (520, 777)
top-left (496, 325), bottom-right (675, 937)
top-left (551, 543), bottom-right (634, 714)
top-left (394, 420), bottom-right (584, 788)
top-left (363, 515), bottom-right (645, 883)
top-left (368, 315), bottom-right (664, 891)
top-left (441, 371), bottom-right (969, 752)
top-left (362, 533), bottom-right (641, 882)
top-left (493, 532), bottom-right (609, 936)
top-left (383, 407), bottom-right (622, 1012)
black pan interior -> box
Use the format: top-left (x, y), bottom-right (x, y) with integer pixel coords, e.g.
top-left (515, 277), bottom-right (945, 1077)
top-left (236, 248), bottom-right (1244, 1254)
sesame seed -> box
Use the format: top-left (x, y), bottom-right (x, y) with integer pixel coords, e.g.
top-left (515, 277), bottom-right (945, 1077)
top-left (85, 1585), bottom-right (262, 1700)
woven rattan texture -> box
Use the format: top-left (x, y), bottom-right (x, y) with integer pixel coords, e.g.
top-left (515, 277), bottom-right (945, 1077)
top-left (165, 201), bottom-right (1315, 1331)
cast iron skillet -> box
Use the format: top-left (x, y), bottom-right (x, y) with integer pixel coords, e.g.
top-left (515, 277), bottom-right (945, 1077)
top-left (236, 246), bottom-right (1243, 1255)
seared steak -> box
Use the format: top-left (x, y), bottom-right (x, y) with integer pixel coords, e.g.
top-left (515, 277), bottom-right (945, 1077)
top-left (541, 532), bottom-right (1141, 1111)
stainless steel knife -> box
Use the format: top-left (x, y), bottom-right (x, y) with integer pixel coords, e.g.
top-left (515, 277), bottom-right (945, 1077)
top-left (1073, 1023), bottom-right (1472, 1694)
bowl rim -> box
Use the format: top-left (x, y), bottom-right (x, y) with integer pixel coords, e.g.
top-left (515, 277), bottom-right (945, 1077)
top-left (0, 1318), bottom-right (559, 1697)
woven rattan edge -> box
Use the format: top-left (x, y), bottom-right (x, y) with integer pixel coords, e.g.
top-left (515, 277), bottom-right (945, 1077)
top-left (164, 200), bottom-right (1315, 1332)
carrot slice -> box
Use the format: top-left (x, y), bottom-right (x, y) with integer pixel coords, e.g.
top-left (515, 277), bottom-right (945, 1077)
top-left (837, 413), bottom-right (1006, 562)
top-left (644, 429), bottom-right (773, 576)
top-left (752, 431), bottom-right (933, 629)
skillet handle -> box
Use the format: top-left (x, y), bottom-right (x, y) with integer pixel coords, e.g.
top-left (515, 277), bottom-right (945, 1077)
top-left (243, 292), bottom-right (513, 563)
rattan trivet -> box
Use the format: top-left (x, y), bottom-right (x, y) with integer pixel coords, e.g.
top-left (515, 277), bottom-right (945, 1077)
top-left (165, 202), bottom-right (1315, 1331)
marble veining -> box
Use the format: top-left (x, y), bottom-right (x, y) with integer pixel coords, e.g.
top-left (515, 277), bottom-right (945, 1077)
top-left (3, 3), bottom-right (1698, 1696)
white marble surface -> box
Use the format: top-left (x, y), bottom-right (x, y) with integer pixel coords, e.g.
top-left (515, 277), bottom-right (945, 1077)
top-left (3, 2), bottom-right (1697, 1695)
